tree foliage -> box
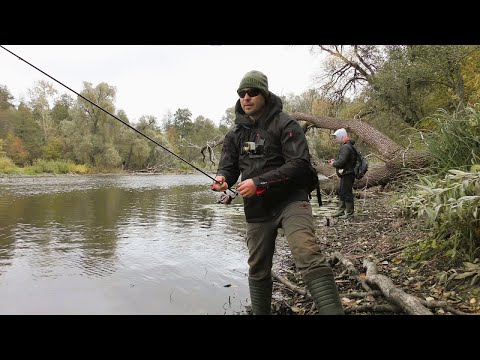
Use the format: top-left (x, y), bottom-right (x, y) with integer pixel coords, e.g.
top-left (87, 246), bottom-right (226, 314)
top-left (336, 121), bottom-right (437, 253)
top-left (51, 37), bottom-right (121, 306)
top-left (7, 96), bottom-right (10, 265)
top-left (2, 45), bottom-right (480, 175)
top-left (421, 105), bottom-right (480, 174)
top-left (28, 80), bottom-right (58, 142)
top-left (398, 170), bottom-right (480, 261)
top-left (0, 85), bottom-right (15, 110)
top-left (4, 133), bottom-right (29, 165)
top-left (315, 45), bottom-right (480, 132)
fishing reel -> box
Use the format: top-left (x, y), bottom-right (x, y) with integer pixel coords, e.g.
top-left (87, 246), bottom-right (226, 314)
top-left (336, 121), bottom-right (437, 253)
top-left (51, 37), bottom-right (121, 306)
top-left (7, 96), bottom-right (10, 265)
top-left (211, 179), bottom-right (238, 205)
top-left (217, 189), bottom-right (238, 205)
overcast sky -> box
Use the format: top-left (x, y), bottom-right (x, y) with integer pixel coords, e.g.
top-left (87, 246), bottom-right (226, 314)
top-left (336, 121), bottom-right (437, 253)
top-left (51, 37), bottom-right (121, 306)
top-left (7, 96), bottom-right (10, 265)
top-left (0, 45), bottom-right (324, 125)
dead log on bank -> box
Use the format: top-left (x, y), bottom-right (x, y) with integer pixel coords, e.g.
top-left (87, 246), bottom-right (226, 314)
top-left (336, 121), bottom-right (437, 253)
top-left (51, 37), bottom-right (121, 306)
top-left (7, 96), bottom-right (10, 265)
top-left (346, 304), bottom-right (402, 314)
top-left (272, 258), bottom-right (469, 315)
top-left (363, 259), bottom-right (433, 315)
top-left (271, 270), bottom-right (311, 299)
top-left (333, 251), bottom-right (372, 292)
top-left (292, 113), bottom-right (430, 192)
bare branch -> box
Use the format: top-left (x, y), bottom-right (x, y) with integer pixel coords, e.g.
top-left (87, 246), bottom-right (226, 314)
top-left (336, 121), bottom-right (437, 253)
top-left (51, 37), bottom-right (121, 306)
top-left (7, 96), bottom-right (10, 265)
top-left (363, 259), bottom-right (433, 315)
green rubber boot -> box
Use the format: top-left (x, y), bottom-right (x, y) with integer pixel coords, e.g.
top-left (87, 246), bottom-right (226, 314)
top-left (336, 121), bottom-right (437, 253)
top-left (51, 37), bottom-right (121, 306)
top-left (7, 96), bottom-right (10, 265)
top-left (304, 268), bottom-right (344, 315)
top-left (248, 277), bottom-right (272, 315)
top-left (332, 200), bottom-right (345, 218)
top-left (339, 201), bottom-right (354, 219)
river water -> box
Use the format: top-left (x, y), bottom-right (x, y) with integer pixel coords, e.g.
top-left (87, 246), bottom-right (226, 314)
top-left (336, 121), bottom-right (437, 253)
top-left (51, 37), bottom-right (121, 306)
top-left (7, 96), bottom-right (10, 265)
top-left (0, 174), bottom-right (332, 315)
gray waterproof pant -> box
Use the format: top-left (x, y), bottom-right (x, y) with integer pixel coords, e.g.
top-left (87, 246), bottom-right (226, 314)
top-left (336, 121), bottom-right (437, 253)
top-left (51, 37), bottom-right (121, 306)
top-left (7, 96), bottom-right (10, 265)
top-left (246, 201), bottom-right (329, 282)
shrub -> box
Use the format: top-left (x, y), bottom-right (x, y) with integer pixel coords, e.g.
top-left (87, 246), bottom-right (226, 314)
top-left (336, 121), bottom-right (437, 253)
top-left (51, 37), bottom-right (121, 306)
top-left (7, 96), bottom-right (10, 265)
top-left (398, 169), bottom-right (480, 261)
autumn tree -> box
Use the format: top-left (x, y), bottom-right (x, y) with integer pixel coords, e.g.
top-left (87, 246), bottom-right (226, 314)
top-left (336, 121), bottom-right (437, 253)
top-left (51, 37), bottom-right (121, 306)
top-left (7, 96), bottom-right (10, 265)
top-left (4, 133), bottom-right (29, 165)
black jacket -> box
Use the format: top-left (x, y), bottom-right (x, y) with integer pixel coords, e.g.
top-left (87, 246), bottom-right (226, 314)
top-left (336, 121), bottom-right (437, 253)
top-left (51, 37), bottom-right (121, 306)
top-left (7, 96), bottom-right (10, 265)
top-left (332, 139), bottom-right (356, 177)
top-left (217, 92), bottom-right (313, 223)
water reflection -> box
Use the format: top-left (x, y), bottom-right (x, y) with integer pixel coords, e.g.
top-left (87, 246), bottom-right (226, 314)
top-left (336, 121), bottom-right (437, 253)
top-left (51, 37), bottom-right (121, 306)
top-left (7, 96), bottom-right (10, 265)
top-left (0, 174), bottom-right (333, 314)
top-left (0, 174), bottom-right (249, 314)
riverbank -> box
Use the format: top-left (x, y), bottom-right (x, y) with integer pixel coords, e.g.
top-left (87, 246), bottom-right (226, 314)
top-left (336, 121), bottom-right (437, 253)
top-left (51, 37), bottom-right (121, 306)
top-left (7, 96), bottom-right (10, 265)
top-left (264, 188), bottom-right (480, 315)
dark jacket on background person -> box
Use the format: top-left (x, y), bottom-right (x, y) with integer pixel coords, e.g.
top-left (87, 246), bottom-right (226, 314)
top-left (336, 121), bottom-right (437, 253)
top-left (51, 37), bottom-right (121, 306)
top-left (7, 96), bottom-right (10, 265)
top-left (332, 139), bottom-right (357, 177)
top-left (217, 92), bottom-right (313, 223)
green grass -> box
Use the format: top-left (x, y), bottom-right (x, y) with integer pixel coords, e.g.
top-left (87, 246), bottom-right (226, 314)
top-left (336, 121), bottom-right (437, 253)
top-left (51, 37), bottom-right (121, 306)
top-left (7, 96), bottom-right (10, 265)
top-left (7, 159), bottom-right (92, 175)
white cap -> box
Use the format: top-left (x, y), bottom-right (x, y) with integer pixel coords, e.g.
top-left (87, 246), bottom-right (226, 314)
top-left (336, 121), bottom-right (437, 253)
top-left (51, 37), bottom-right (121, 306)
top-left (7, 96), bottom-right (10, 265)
top-left (333, 128), bottom-right (347, 141)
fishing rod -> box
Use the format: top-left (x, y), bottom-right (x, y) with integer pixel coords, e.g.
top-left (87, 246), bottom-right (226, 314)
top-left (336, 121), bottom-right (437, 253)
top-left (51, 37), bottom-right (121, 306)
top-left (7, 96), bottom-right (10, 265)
top-left (0, 45), bottom-right (238, 202)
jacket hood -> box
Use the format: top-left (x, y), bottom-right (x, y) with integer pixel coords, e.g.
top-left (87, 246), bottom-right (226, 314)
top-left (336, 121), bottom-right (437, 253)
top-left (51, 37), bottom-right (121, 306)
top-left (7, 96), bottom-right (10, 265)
top-left (333, 128), bottom-right (348, 141)
top-left (234, 92), bottom-right (283, 127)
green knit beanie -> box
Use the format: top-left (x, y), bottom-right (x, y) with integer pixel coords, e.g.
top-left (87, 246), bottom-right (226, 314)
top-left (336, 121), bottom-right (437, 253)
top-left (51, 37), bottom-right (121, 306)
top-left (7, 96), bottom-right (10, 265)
top-left (237, 70), bottom-right (269, 98)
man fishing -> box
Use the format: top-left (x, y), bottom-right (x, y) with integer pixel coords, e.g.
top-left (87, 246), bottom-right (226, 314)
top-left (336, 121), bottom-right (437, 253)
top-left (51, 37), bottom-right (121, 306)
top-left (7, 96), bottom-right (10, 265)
top-left (211, 70), bottom-right (344, 315)
top-left (1, 47), bottom-right (343, 315)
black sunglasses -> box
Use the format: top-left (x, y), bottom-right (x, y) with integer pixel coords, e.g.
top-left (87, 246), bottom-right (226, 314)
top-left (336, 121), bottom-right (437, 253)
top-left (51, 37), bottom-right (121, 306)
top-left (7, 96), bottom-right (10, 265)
top-left (237, 88), bottom-right (261, 98)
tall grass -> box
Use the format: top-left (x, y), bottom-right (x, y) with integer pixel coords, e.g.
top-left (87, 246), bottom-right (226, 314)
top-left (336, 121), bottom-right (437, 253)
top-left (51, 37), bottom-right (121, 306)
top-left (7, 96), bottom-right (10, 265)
top-left (0, 156), bottom-right (17, 174)
top-left (23, 159), bottom-right (90, 175)
top-left (424, 105), bottom-right (480, 174)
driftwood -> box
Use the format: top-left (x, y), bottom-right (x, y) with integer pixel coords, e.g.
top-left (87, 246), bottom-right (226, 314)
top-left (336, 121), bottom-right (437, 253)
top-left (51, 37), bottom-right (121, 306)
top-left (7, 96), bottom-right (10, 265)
top-left (200, 138), bottom-right (225, 166)
top-left (272, 267), bottom-right (468, 315)
top-left (272, 271), bottom-right (383, 300)
top-left (341, 290), bottom-right (383, 299)
top-left (271, 270), bottom-right (311, 299)
top-left (333, 251), bottom-right (372, 292)
top-left (363, 259), bottom-right (433, 315)
top-left (346, 304), bottom-right (402, 314)
top-left (419, 299), bottom-right (470, 315)
top-left (336, 253), bottom-right (471, 315)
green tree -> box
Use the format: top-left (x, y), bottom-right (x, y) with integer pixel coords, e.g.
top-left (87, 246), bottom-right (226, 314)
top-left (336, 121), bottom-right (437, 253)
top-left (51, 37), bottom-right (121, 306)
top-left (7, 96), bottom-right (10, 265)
top-left (191, 116), bottom-right (217, 143)
top-left (66, 82), bottom-right (119, 167)
top-left (0, 85), bottom-right (15, 110)
top-left (0, 86), bottom-right (18, 138)
top-left (51, 93), bottom-right (73, 125)
top-left (14, 102), bottom-right (43, 163)
top-left (315, 45), bottom-right (479, 129)
top-left (219, 106), bottom-right (235, 127)
top-left (173, 108), bottom-right (193, 139)
top-left (117, 115), bottom-right (156, 170)
top-left (42, 137), bottom-right (64, 160)
top-left (0, 108), bottom-right (14, 139)
top-left (370, 45), bottom-right (476, 125)
top-left (78, 82), bottom-right (117, 135)
top-left (28, 80), bottom-right (58, 142)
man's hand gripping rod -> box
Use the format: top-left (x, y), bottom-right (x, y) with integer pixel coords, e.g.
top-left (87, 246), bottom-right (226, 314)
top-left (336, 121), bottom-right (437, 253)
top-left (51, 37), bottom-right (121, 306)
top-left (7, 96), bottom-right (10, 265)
top-left (211, 179), bottom-right (238, 205)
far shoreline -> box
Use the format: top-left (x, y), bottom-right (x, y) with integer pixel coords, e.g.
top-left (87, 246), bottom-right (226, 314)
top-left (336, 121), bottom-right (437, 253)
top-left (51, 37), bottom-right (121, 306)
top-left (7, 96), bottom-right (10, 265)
top-left (0, 170), bottom-right (214, 178)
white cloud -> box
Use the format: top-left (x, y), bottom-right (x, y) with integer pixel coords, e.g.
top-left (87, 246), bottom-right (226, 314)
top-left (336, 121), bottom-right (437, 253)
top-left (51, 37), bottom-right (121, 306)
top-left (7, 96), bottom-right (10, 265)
top-left (0, 45), bottom-right (323, 125)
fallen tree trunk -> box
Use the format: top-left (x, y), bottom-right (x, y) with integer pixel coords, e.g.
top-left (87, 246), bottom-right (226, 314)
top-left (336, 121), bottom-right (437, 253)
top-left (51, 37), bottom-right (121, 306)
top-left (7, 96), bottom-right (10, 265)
top-left (292, 113), bottom-right (404, 157)
top-left (201, 112), bottom-right (429, 190)
top-left (292, 113), bottom-right (430, 191)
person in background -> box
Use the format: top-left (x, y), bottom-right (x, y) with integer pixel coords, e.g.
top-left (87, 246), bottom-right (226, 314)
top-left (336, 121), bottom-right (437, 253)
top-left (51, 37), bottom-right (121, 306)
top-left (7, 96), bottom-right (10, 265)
top-left (328, 128), bottom-right (356, 219)
top-left (211, 70), bottom-right (344, 315)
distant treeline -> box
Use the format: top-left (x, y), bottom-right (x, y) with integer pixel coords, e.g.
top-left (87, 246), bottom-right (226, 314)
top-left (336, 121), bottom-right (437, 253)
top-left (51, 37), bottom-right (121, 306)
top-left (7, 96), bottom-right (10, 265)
top-left (1, 45), bottom-right (480, 174)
